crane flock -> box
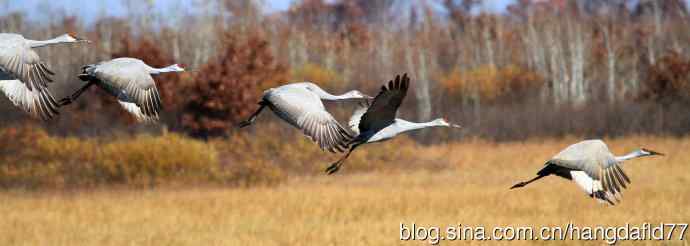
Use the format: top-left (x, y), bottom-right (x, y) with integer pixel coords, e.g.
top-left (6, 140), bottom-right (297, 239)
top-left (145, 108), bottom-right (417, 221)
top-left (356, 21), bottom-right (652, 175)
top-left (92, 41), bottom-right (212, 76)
top-left (0, 32), bottom-right (665, 205)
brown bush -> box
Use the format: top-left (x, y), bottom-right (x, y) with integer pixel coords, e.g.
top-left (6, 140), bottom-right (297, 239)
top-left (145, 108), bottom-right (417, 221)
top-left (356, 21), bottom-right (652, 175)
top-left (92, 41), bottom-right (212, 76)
top-left (0, 124), bottom-right (453, 190)
top-left (639, 52), bottom-right (690, 103)
top-left (181, 34), bottom-right (287, 138)
top-left (290, 63), bottom-right (344, 91)
top-left (211, 123), bottom-right (450, 176)
top-left (439, 64), bottom-right (545, 104)
top-left (0, 126), bottom-right (284, 189)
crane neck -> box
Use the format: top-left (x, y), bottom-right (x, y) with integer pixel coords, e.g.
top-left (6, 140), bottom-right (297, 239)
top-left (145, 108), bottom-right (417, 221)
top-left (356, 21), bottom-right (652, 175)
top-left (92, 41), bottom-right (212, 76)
top-left (614, 150), bottom-right (646, 162)
top-left (149, 65), bottom-right (183, 75)
top-left (27, 34), bottom-right (79, 48)
top-left (318, 92), bottom-right (345, 101)
top-left (308, 85), bottom-right (363, 101)
top-left (395, 119), bottom-right (443, 132)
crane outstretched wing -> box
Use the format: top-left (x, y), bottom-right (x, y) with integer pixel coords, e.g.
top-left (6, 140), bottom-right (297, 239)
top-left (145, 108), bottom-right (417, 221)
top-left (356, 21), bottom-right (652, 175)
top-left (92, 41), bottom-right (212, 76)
top-left (0, 37), bottom-right (59, 120)
top-left (549, 157), bottom-right (630, 204)
top-left (89, 59), bottom-right (162, 122)
top-left (265, 88), bottom-right (353, 153)
top-left (358, 73), bottom-right (409, 133)
top-left (0, 40), bottom-right (54, 91)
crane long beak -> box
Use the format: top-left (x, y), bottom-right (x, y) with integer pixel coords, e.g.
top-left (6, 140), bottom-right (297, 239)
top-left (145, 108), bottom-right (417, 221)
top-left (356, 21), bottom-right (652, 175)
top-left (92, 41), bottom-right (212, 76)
top-left (650, 150), bottom-right (665, 156)
top-left (76, 37), bottom-right (91, 43)
top-left (450, 123), bottom-right (462, 128)
top-left (643, 148), bottom-right (665, 156)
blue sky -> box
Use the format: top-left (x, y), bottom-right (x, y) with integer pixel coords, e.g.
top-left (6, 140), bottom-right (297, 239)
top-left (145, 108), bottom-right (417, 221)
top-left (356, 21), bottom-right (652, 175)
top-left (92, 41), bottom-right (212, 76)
top-left (1, 0), bottom-right (516, 24)
top-left (3, 0), bottom-right (291, 16)
top-left (2, 0), bottom-right (292, 23)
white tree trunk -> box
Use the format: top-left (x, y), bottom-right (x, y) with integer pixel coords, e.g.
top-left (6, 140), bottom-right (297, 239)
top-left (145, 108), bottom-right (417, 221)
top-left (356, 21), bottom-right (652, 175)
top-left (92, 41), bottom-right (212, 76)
top-left (483, 25), bottom-right (495, 68)
top-left (416, 49), bottom-right (432, 121)
top-left (653, 0), bottom-right (662, 37)
top-left (647, 34), bottom-right (656, 65)
top-left (569, 21), bottom-right (587, 104)
top-left (379, 30), bottom-right (392, 78)
top-left (602, 24), bottom-right (616, 104)
top-left (526, 18), bottom-right (547, 76)
top-left (547, 28), bottom-right (566, 104)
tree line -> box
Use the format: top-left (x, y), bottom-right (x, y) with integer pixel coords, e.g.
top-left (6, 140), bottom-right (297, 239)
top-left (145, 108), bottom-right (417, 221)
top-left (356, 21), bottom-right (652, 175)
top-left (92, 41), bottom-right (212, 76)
top-left (1, 0), bottom-right (689, 141)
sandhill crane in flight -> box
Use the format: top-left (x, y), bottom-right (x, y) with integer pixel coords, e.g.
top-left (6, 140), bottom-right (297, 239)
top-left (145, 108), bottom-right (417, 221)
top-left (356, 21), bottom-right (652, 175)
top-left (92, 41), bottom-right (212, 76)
top-left (0, 33), bottom-right (89, 120)
top-left (238, 82), bottom-right (372, 153)
top-left (325, 74), bottom-right (461, 174)
top-left (58, 58), bottom-right (185, 122)
top-left (510, 139), bottom-right (663, 205)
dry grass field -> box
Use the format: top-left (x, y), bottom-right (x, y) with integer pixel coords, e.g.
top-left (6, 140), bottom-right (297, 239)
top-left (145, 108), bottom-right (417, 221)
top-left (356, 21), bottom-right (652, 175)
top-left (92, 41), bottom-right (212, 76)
top-left (0, 136), bottom-right (689, 245)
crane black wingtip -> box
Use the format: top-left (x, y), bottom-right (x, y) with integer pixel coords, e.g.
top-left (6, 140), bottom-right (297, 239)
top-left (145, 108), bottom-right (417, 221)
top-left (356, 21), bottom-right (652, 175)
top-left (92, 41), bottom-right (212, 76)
top-left (401, 73), bottom-right (410, 90)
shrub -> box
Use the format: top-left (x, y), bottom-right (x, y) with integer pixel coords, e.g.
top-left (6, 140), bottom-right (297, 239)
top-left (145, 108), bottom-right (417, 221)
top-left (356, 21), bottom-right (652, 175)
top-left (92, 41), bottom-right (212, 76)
top-left (0, 125), bottom-right (453, 190)
top-left (639, 52), bottom-right (690, 103)
top-left (213, 124), bottom-right (448, 175)
top-left (439, 64), bottom-right (544, 103)
top-left (290, 63), bottom-right (344, 91)
top-left (181, 33), bottom-right (287, 138)
top-left (0, 127), bottom-right (284, 189)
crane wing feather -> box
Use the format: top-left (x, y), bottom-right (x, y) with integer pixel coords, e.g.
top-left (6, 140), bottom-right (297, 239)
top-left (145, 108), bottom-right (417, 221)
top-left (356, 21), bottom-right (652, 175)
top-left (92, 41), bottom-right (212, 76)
top-left (549, 140), bottom-right (631, 204)
top-left (0, 39), bottom-right (54, 90)
top-left (264, 88), bottom-right (352, 153)
top-left (117, 100), bottom-right (157, 123)
top-left (89, 59), bottom-right (162, 121)
top-left (358, 73), bottom-right (409, 133)
top-left (0, 35), bottom-right (59, 120)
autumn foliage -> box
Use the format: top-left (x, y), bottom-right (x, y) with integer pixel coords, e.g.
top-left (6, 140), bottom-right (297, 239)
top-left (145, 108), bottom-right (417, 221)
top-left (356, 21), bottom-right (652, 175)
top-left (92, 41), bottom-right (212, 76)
top-left (181, 34), bottom-right (286, 138)
top-left (2, 0), bottom-right (690, 140)
top-left (640, 52), bottom-right (690, 103)
top-left (440, 65), bottom-right (544, 103)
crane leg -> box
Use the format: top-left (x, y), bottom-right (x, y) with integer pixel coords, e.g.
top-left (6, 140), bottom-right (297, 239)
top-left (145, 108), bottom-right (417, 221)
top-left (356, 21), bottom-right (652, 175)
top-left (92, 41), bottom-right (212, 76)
top-left (510, 174), bottom-right (547, 189)
top-left (237, 102), bottom-right (267, 128)
top-left (325, 144), bottom-right (360, 175)
top-left (59, 81), bottom-right (94, 106)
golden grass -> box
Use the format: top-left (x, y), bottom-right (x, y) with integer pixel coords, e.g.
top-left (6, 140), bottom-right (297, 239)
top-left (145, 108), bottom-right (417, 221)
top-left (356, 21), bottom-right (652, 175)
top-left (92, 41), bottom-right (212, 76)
top-left (0, 135), bottom-right (688, 245)
top-left (0, 128), bottom-right (231, 188)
